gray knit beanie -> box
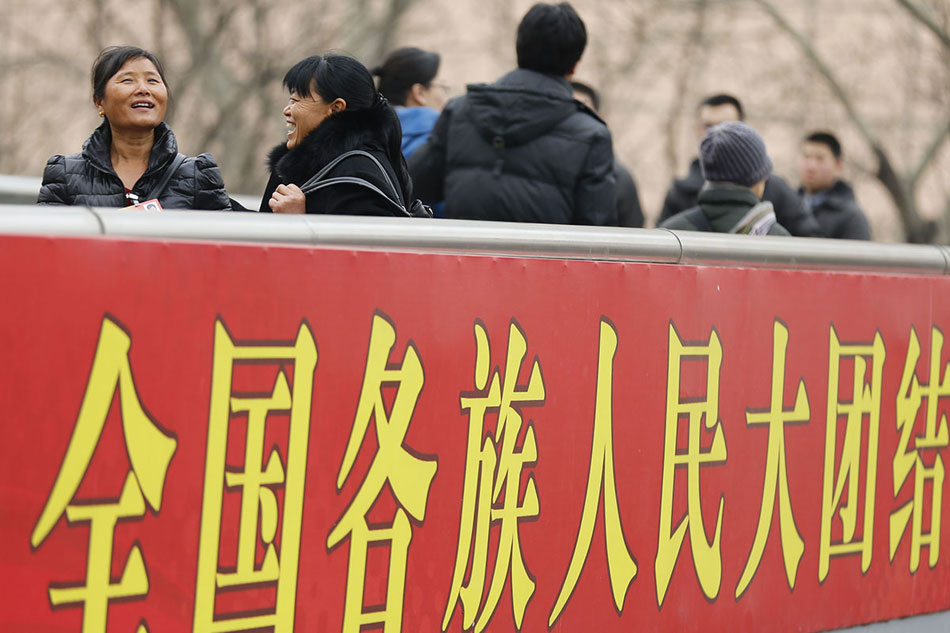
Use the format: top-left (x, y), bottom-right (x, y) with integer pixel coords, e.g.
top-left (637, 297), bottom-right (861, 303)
top-left (699, 121), bottom-right (773, 187)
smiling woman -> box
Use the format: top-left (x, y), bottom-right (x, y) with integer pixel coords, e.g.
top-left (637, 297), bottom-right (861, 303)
top-left (37, 46), bottom-right (232, 210)
top-left (260, 54), bottom-right (423, 217)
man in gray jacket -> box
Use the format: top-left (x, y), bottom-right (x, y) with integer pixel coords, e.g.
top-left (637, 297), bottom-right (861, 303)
top-left (409, 2), bottom-right (616, 225)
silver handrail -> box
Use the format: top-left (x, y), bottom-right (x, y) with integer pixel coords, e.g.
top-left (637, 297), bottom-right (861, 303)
top-left (1, 205), bottom-right (947, 274)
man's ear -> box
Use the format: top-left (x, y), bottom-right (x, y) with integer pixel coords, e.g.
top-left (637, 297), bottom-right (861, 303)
top-left (564, 62), bottom-right (579, 79)
top-left (329, 98), bottom-right (347, 114)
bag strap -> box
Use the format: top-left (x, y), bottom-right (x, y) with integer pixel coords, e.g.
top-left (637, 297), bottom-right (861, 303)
top-left (303, 177), bottom-right (410, 216)
top-left (302, 150), bottom-right (404, 204)
top-left (300, 150), bottom-right (412, 216)
top-left (146, 153), bottom-right (187, 201)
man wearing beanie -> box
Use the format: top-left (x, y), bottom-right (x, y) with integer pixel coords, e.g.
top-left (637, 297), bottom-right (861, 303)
top-left (660, 121), bottom-right (790, 235)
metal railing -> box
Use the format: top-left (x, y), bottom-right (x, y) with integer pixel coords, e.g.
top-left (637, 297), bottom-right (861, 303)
top-left (1, 204), bottom-right (948, 274)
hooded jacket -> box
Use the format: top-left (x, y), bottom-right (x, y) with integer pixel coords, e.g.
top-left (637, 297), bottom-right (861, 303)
top-left (409, 68), bottom-right (616, 225)
top-left (800, 180), bottom-right (871, 240)
top-left (37, 121), bottom-right (230, 210)
top-left (659, 158), bottom-right (822, 236)
top-left (396, 106), bottom-right (440, 159)
top-left (261, 104), bottom-right (411, 216)
top-left (660, 185), bottom-right (790, 235)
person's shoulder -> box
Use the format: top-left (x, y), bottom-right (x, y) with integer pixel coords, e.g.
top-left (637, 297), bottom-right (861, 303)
top-left (660, 207), bottom-right (701, 231)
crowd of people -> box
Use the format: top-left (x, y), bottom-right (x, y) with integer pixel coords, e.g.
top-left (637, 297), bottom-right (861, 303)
top-left (36, 2), bottom-right (872, 240)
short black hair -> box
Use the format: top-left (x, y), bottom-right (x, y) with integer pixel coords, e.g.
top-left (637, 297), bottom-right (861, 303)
top-left (699, 93), bottom-right (744, 120)
top-left (92, 46), bottom-right (168, 101)
top-left (516, 3), bottom-right (587, 77)
top-left (372, 47), bottom-right (440, 106)
top-left (570, 80), bottom-right (599, 111)
top-left (804, 130), bottom-right (842, 159)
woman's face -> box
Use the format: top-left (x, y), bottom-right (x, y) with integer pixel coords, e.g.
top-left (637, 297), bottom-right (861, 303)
top-left (96, 57), bottom-right (167, 132)
top-left (284, 89), bottom-right (342, 149)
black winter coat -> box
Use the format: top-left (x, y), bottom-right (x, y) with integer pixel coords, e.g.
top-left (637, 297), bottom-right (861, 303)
top-left (260, 106), bottom-right (410, 216)
top-left (615, 159), bottom-right (643, 228)
top-left (37, 122), bottom-right (230, 210)
top-left (660, 185), bottom-right (790, 235)
top-left (658, 158), bottom-right (822, 236)
top-left (800, 180), bottom-right (871, 240)
top-left (409, 69), bottom-right (616, 225)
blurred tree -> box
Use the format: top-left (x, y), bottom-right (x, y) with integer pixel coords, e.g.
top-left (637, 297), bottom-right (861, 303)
top-left (753, 0), bottom-right (949, 243)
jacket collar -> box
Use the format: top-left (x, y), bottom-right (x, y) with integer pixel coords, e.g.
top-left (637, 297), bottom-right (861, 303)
top-left (268, 106), bottom-right (390, 186)
top-left (81, 121), bottom-right (178, 177)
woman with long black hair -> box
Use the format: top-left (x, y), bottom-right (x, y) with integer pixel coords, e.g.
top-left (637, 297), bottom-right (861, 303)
top-left (262, 53), bottom-right (418, 216)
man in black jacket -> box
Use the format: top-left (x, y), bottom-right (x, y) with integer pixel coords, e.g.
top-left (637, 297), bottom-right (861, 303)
top-left (658, 94), bottom-right (823, 236)
top-left (798, 131), bottom-right (871, 240)
top-left (571, 80), bottom-right (644, 228)
top-left (409, 3), bottom-right (616, 225)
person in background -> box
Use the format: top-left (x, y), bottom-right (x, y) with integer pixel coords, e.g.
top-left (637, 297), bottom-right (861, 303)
top-left (38, 46), bottom-right (231, 209)
top-left (373, 47), bottom-right (447, 159)
top-left (261, 54), bottom-right (415, 216)
top-left (798, 131), bottom-right (871, 240)
top-left (374, 47), bottom-right (447, 215)
top-left (409, 2), bottom-right (616, 225)
top-left (571, 80), bottom-right (643, 228)
top-left (658, 93), bottom-right (821, 236)
top-left (660, 121), bottom-right (790, 236)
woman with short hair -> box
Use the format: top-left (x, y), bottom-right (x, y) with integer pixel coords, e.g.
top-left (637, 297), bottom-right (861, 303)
top-left (38, 46), bottom-right (231, 210)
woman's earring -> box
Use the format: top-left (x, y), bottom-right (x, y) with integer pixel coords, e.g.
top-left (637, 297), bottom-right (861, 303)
top-left (98, 110), bottom-right (105, 118)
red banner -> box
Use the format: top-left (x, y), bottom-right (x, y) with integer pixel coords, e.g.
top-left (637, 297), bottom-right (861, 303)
top-left (1, 234), bottom-right (948, 632)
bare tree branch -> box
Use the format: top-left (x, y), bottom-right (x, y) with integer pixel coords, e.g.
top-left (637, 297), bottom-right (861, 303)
top-left (895, 0), bottom-right (950, 50)
top-left (910, 120), bottom-right (950, 187)
top-left (752, 0), bottom-right (879, 150)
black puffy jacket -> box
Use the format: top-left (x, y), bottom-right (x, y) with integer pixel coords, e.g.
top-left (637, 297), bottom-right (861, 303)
top-left (37, 121), bottom-right (230, 210)
top-left (409, 69), bottom-right (616, 225)
top-left (658, 158), bottom-right (822, 236)
top-left (800, 180), bottom-right (871, 240)
top-left (260, 105), bottom-right (411, 216)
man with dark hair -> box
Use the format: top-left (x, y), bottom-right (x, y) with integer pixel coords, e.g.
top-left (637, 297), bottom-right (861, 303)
top-left (660, 121), bottom-right (789, 235)
top-left (571, 80), bottom-right (643, 228)
top-left (658, 93), bottom-right (823, 237)
top-left (798, 131), bottom-right (871, 240)
top-left (409, 3), bottom-right (616, 225)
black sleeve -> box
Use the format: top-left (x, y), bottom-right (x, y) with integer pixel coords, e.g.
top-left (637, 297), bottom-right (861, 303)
top-left (765, 175), bottom-right (824, 237)
top-left (192, 153), bottom-right (231, 210)
top-left (37, 155), bottom-right (69, 205)
top-left (573, 125), bottom-right (617, 225)
top-left (408, 99), bottom-right (454, 204)
top-left (842, 208), bottom-right (872, 240)
top-left (615, 162), bottom-right (644, 228)
top-left (259, 172), bottom-right (281, 213)
top-left (658, 185), bottom-right (689, 226)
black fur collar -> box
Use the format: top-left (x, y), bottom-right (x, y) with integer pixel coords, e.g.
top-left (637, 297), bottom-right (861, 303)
top-left (267, 106), bottom-right (390, 186)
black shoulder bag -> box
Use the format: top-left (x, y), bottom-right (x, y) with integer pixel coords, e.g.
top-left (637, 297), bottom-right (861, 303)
top-left (300, 150), bottom-right (432, 218)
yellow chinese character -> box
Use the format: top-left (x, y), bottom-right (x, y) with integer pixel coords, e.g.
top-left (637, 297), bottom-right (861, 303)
top-left (735, 321), bottom-right (809, 599)
top-left (193, 320), bottom-right (317, 633)
top-left (327, 313), bottom-right (437, 633)
top-left (655, 325), bottom-right (727, 607)
top-left (548, 319), bottom-right (636, 626)
top-left (819, 327), bottom-right (885, 581)
top-left (442, 319), bottom-right (544, 633)
top-left (890, 327), bottom-right (949, 571)
top-left (31, 317), bottom-right (177, 633)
